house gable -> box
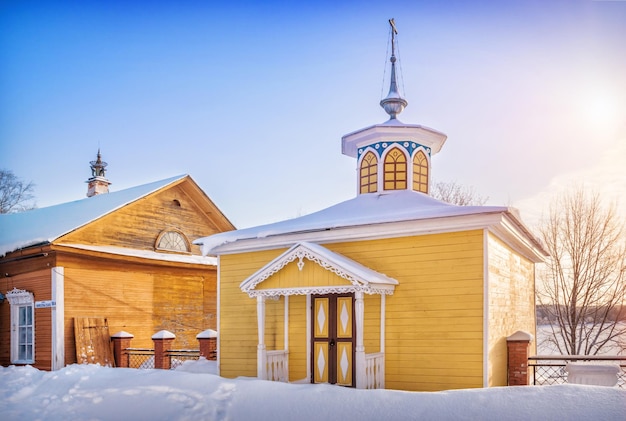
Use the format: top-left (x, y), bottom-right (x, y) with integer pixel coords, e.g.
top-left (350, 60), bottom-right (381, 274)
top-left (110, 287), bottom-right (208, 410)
top-left (240, 242), bottom-right (398, 297)
top-left (57, 176), bottom-right (234, 256)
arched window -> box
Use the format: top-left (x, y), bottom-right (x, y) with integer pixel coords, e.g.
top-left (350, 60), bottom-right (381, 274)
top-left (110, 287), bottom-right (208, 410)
top-left (156, 230), bottom-right (190, 253)
top-left (412, 150), bottom-right (429, 193)
top-left (359, 151), bottom-right (378, 194)
top-left (383, 147), bottom-right (407, 190)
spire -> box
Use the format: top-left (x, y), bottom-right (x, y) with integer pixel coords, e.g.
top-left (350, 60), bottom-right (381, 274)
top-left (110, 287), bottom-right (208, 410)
top-left (90, 149), bottom-right (108, 178)
top-left (86, 149), bottom-right (111, 197)
top-left (380, 18), bottom-right (408, 120)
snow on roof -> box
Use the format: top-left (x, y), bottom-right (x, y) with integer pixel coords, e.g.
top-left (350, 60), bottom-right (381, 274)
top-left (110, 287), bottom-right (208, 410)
top-left (194, 190), bottom-right (517, 255)
top-left (58, 244), bottom-right (217, 266)
top-left (0, 175), bottom-right (186, 257)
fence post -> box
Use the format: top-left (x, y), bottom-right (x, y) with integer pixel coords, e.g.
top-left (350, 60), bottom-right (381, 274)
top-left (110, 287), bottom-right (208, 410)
top-left (507, 330), bottom-right (534, 386)
top-left (152, 330), bottom-right (176, 369)
top-left (197, 329), bottom-right (218, 361)
top-left (110, 331), bottom-right (134, 368)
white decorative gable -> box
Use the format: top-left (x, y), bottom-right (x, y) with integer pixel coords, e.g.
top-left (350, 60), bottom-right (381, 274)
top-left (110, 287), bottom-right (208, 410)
top-left (240, 242), bottom-right (398, 297)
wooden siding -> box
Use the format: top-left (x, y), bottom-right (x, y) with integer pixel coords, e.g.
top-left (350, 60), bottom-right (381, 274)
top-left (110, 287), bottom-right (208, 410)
top-left (288, 294), bottom-right (307, 381)
top-left (0, 269), bottom-right (52, 370)
top-left (218, 230), bottom-right (486, 391)
top-left (59, 254), bottom-right (217, 365)
top-left (363, 294), bottom-right (381, 353)
top-left (219, 249), bottom-right (283, 379)
top-left (264, 296), bottom-right (285, 350)
top-left (487, 233), bottom-right (536, 386)
top-left (57, 180), bottom-right (231, 256)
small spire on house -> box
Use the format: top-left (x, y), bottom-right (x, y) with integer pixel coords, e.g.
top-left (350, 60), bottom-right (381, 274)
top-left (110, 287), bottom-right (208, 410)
top-left (380, 18), bottom-right (408, 120)
top-left (86, 149), bottom-right (111, 197)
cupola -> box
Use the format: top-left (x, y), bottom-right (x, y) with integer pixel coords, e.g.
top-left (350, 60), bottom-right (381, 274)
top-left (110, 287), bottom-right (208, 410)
top-left (86, 149), bottom-right (111, 197)
top-left (341, 19), bottom-right (447, 196)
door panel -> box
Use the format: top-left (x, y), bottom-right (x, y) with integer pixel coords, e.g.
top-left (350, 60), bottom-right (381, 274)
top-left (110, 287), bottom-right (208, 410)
top-left (311, 294), bottom-right (355, 387)
top-left (336, 342), bottom-right (352, 386)
top-left (314, 342), bottom-right (329, 383)
top-left (314, 298), bottom-right (329, 337)
top-left (336, 296), bottom-right (352, 338)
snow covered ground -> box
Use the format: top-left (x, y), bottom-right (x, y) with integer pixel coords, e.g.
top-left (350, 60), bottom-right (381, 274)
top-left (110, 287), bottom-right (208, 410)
top-left (1, 359), bottom-right (624, 420)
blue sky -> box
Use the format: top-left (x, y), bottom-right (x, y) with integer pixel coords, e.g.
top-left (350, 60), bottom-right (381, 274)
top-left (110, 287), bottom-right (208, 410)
top-left (1, 1), bottom-right (625, 228)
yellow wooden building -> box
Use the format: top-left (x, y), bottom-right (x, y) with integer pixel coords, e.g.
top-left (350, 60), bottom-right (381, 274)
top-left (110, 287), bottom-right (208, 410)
top-left (194, 22), bottom-right (548, 391)
top-left (0, 156), bottom-right (234, 370)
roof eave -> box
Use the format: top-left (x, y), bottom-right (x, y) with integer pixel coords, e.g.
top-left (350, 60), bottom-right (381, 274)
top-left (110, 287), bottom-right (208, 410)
top-left (205, 211), bottom-right (542, 258)
top-left (341, 123), bottom-right (448, 158)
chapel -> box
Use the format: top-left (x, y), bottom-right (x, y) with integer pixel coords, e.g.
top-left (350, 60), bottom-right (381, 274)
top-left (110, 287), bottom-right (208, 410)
top-left (194, 20), bottom-right (547, 391)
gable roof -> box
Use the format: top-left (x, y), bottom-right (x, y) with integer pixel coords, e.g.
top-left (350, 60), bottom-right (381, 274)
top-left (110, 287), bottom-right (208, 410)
top-left (0, 175), bottom-right (187, 256)
top-left (194, 190), bottom-right (547, 261)
top-left (240, 242), bottom-right (398, 297)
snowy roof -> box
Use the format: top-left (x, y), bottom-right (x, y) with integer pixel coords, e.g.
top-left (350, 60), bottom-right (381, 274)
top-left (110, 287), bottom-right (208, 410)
top-left (57, 244), bottom-right (217, 266)
top-left (0, 175), bottom-right (186, 257)
top-left (194, 190), bottom-right (547, 259)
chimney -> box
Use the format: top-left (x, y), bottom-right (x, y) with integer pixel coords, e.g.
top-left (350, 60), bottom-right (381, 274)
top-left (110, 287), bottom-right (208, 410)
top-left (86, 149), bottom-right (111, 197)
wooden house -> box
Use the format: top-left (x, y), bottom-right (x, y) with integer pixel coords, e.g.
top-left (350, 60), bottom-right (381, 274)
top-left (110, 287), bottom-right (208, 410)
top-left (193, 22), bottom-right (548, 391)
top-left (0, 160), bottom-right (234, 371)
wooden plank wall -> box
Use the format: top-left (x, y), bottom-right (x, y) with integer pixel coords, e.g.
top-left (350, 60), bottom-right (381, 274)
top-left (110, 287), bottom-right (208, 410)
top-left (327, 232), bottom-right (485, 391)
top-left (288, 295), bottom-right (307, 381)
top-left (60, 255), bottom-right (217, 365)
top-left (487, 233), bottom-right (536, 386)
top-left (219, 249), bottom-right (284, 378)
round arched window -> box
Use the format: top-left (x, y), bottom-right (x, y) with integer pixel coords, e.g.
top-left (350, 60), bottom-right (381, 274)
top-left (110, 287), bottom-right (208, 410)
top-left (156, 230), bottom-right (190, 253)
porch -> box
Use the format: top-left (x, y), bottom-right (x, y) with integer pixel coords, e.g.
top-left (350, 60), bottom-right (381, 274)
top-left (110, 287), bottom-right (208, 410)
top-left (241, 242), bottom-right (398, 389)
top-left (263, 348), bottom-right (385, 389)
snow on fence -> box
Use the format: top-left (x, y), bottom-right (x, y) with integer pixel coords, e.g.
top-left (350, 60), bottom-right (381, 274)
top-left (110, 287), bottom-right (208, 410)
top-left (167, 349), bottom-right (201, 369)
top-left (529, 355), bottom-right (626, 388)
top-left (365, 352), bottom-right (385, 389)
top-left (124, 348), bottom-right (201, 369)
top-left (111, 330), bottom-right (216, 370)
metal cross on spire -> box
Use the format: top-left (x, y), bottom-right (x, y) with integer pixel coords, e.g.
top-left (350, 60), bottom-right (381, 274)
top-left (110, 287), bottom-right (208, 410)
top-left (380, 18), bottom-right (408, 120)
top-left (390, 17), bottom-right (398, 54)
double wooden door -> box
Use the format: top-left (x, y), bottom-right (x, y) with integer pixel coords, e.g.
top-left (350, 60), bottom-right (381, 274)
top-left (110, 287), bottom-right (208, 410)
top-left (311, 294), bottom-right (355, 387)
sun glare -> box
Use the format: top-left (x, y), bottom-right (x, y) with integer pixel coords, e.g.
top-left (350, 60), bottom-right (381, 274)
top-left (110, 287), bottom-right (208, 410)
top-left (582, 91), bottom-right (621, 133)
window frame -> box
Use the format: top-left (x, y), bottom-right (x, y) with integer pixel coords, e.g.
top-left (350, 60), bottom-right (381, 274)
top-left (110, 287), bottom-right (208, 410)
top-left (383, 147), bottom-right (408, 191)
top-left (155, 229), bottom-right (191, 253)
top-left (412, 149), bottom-right (429, 194)
top-left (7, 288), bottom-right (35, 364)
top-left (359, 150), bottom-right (378, 194)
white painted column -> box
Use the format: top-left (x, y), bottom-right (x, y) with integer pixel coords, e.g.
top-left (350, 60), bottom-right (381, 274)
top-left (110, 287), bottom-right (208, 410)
top-left (306, 294), bottom-right (311, 382)
top-left (355, 291), bottom-right (366, 389)
top-left (257, 295), bottom-right (267, 380)
top-left (51, 267), bottom-right (65, 371)
top-left (284, 295), bottom-right (289, 351)
top-left (380, 294), bottom-right (386, 353)
top-left (216, 256), bottom-right (221, 376)
top-left (283, 295), bottom-right (289, 380)
top-left (380, 293), bottom-right (386, 388)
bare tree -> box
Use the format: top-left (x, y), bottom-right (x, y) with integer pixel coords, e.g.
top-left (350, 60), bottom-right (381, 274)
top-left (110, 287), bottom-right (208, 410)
top-left (0, 169), bottom-right (36, 213)
top-left (431, 180), bottom-right (488, 206)
top-left (537, 188), bottom-right (626, 355)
